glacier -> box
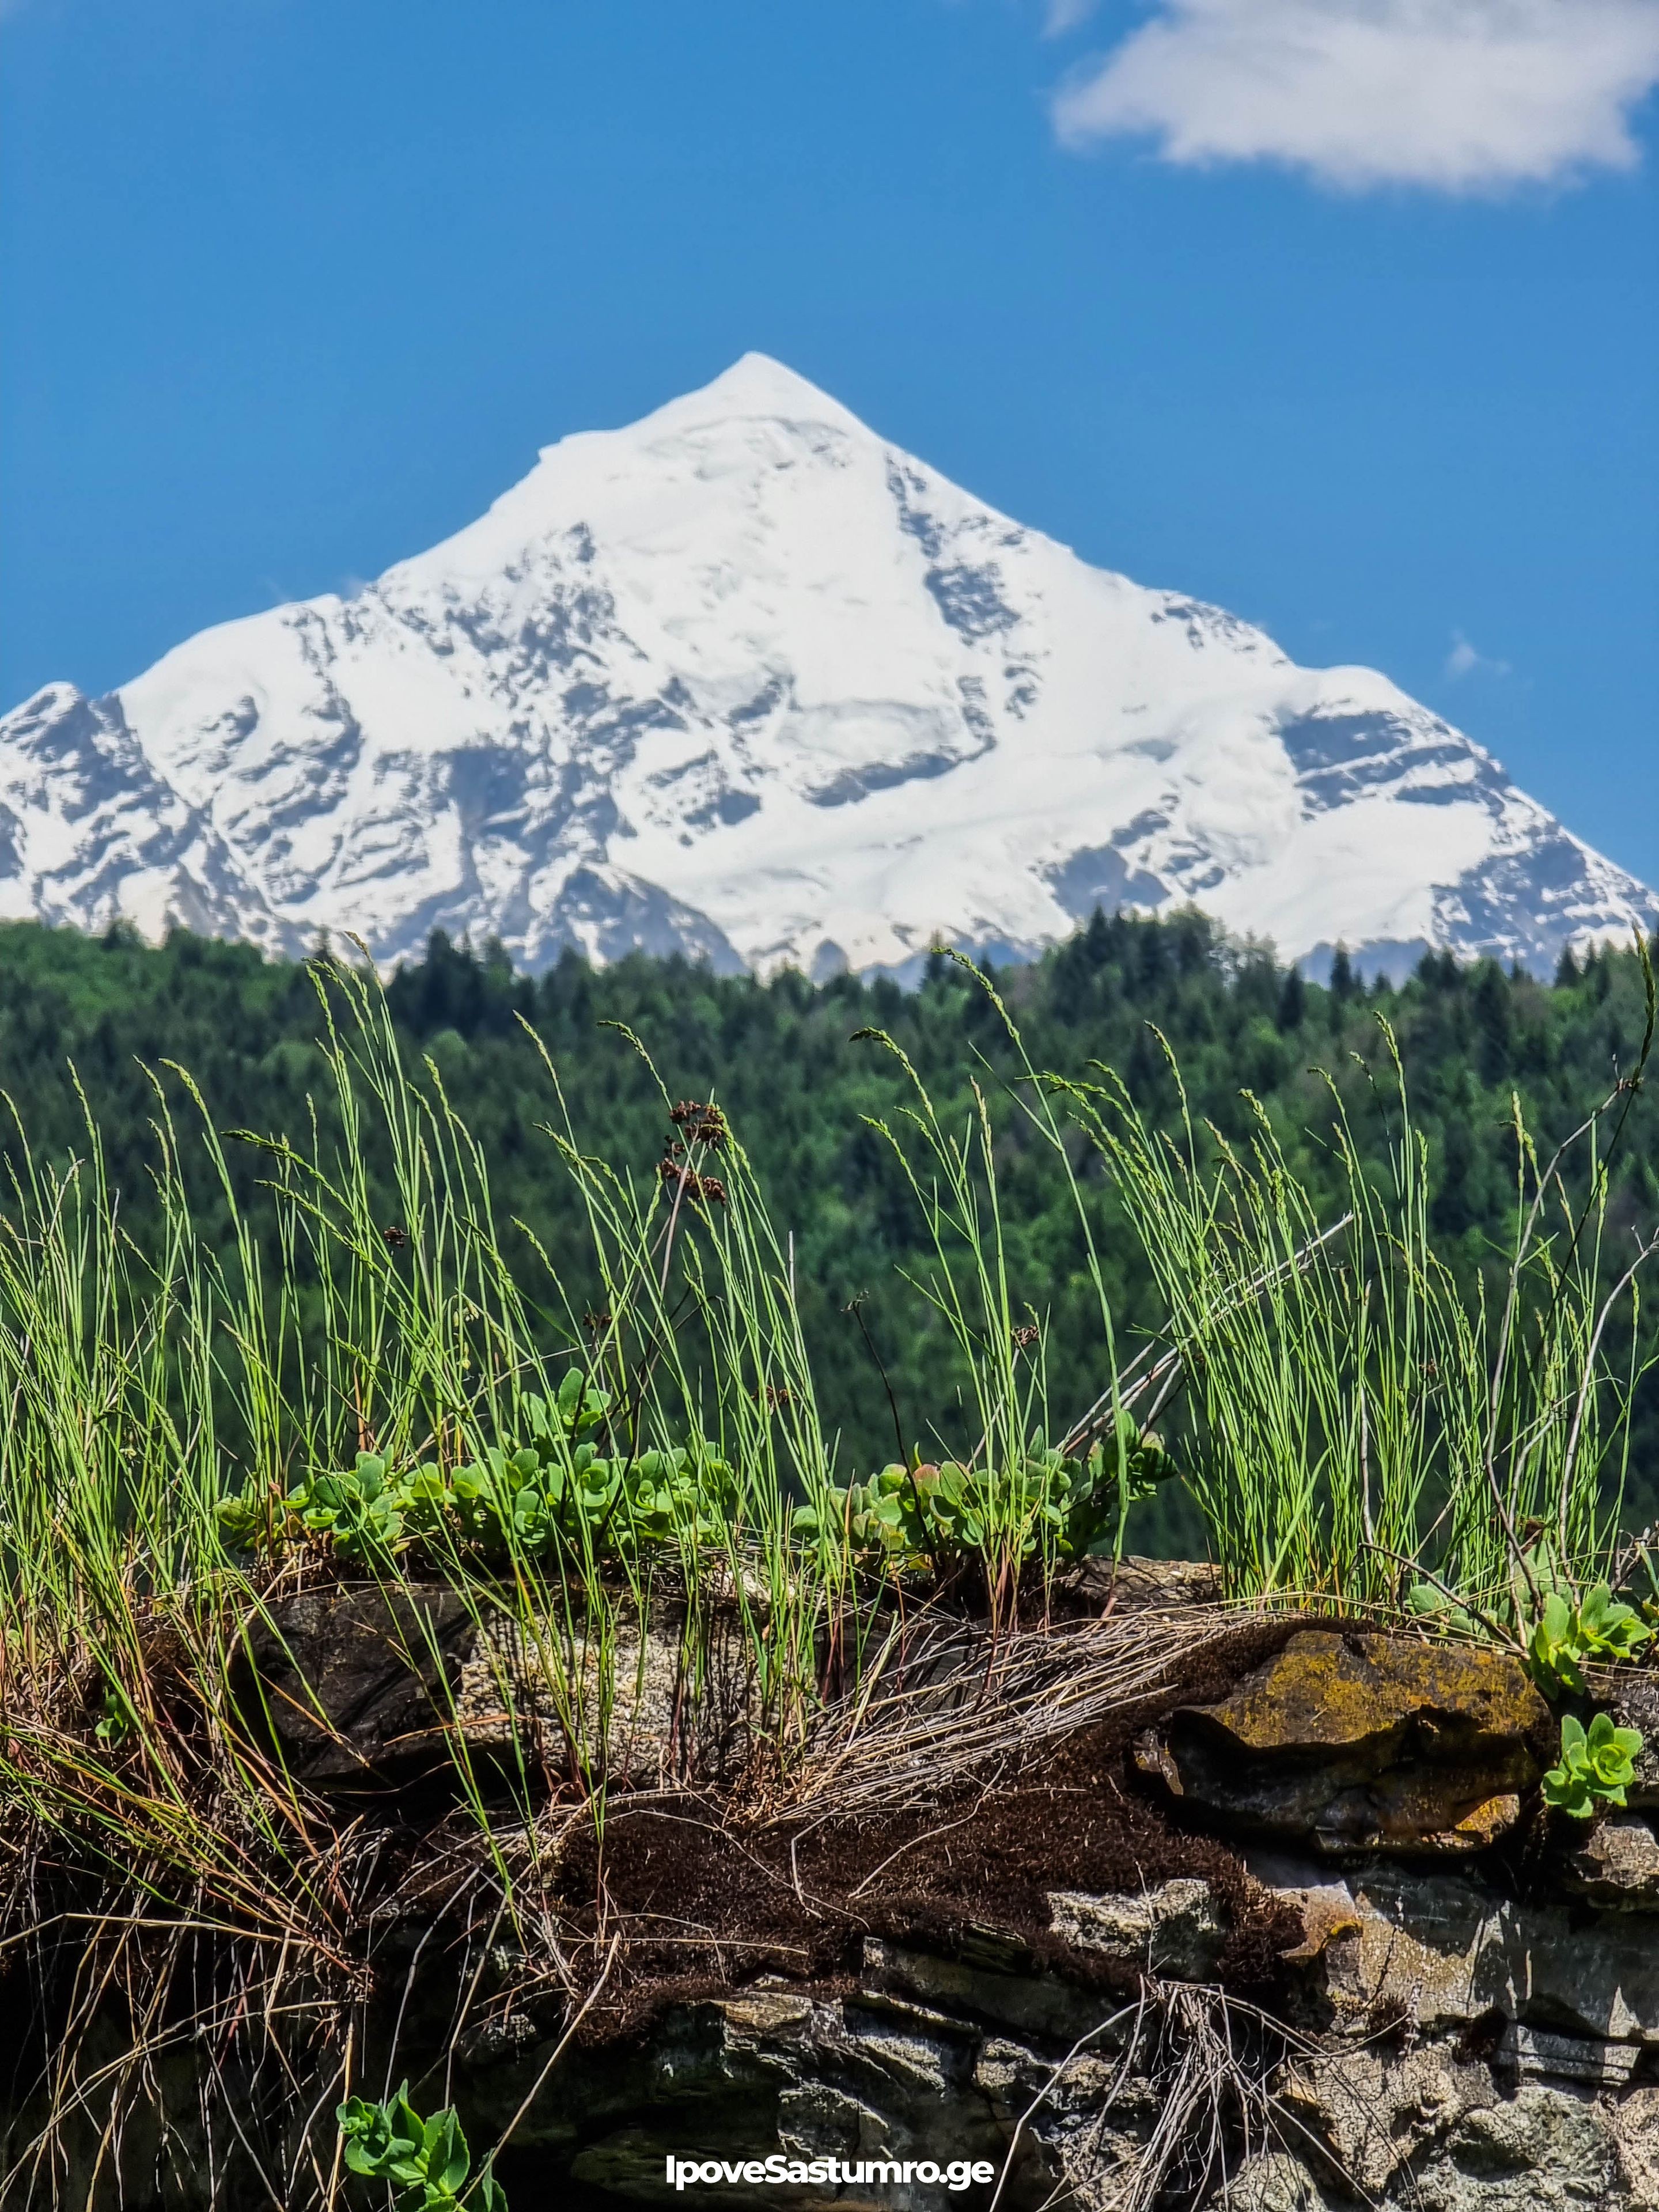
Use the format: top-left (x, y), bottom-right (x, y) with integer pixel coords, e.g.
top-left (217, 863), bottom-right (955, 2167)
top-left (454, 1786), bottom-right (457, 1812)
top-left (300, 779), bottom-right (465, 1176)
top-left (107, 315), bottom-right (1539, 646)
top-left (1, 352), bottom-right (1650, 980)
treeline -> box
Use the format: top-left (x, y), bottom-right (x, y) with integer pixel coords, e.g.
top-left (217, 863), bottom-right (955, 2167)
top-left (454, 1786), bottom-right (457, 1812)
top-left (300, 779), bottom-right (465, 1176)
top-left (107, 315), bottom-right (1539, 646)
top-left (1, 910), bottom-right (1656, 1543)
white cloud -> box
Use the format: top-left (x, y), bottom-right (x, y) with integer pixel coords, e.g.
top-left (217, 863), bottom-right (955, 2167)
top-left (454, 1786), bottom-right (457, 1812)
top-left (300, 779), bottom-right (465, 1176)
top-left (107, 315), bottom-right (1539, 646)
top-left (1445, 631), bottom-right (1512, 679)
top-left (1053, 0), bottom-right (1659, 191)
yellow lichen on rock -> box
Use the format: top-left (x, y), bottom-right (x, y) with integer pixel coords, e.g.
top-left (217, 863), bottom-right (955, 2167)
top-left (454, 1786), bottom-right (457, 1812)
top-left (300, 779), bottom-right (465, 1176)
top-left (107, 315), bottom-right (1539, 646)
top-left (1136, 1628), bottom-right (1552, 1855)
top-left (1199, 1630), bottom-right (1550, 1756)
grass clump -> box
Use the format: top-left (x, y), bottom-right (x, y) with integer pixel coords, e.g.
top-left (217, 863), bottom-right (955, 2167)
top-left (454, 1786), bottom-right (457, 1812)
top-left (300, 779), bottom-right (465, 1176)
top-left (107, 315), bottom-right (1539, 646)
top-left (1052, 984), bottom-right (1659, 1630)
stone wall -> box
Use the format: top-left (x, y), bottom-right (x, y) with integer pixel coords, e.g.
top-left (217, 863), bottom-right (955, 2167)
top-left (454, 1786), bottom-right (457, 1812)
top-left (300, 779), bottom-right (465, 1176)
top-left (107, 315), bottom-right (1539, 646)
top-left (469, 1865), bottom-right (1659, 2210)
top-left (14, 1593), bottom-right (1659, 2209)
top-left (404, 1617), bottom-right (1659, 2209)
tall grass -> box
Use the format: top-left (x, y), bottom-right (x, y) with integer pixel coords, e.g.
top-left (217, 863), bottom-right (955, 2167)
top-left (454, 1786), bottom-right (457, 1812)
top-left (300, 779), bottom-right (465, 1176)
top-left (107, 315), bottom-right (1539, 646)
top-left (1052, 983), bottom-right (1658, 1612)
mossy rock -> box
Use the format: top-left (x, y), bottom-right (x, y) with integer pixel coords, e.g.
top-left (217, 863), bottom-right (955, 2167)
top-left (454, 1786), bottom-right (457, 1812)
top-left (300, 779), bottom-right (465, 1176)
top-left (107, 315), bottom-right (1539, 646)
top-left (1135, 1628), bottom-right (1552, 1855)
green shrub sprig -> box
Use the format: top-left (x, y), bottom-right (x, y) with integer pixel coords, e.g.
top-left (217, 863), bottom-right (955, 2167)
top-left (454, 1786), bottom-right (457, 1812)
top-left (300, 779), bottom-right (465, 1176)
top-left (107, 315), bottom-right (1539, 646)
top-left (336, 2083), bottom-right (506, 2211)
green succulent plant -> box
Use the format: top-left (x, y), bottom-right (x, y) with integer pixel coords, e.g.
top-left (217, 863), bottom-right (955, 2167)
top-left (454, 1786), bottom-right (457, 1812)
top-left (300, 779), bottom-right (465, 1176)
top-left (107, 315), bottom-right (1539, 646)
top-left (1541, 1710), bottom-right (1645, 1818)
top-left (1403, 1580), bottom-right (1478, 1638)
top-left (1528, 1582), bottom-right (1653, 1695)
top-left (214, 1487), bottom-right (281, 1552)
top-left (288, 1453), bottom-right (406, 1565)
top-left (220, 1368), bottom-right (1181, 1583)
top-left (217, 1369), bottom-right (745, 1570)
top-left (792, 1415), bottom-right (1179, 1573)
top-left (336, 2082), bottom-right (506, 2212)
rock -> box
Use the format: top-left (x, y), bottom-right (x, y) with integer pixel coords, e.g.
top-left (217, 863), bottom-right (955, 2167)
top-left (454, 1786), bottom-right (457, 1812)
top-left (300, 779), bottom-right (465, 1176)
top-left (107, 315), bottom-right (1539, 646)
top-left (1592, 1670), bottom-right (1659, 1810)
top-left (244, 1583), bottom-right (475, 1785)
top-left (1273, 1874), bottom-right (1363, 1961)
top-left (973, 2037), bottom-right (1147, 2210)
top-left (455, 1595), bottom-right (755, 1787)
top-left (1435, 2084), bottom-right (1619, 2207)
top-left (1611, 2086), bottom-right (1659, 2207)
top-left (1559, 1811), bottom-right (1659, 1908)
top-left (862, 1937), bottom-right (1109, 2047)
top-left (1495, 2024), bottom-right (1643, 2087)
top-left (488, 1983), bottom-right (1649, 2212)
top-left (537, 1988), bottom-right (1019, 2209)
top-left (244, 1581), bottom-right (756, 1791)
top-left (1136, 1629), bottom-right (1550, 1854)
top-left (1280, 2040), bottom-right (1497, 2198)
top-left (23, 1870), bottom-right (1659, 2211)
top-left (1215, 2153), bottom-right (1332, 2210)
top-left (44, 1615), bottom-right (1659, 2210)
top-left (1252, 1854), bottom-right (1659, 2044)
top-left (1046, 1878), bottom-right (1227, 1981)
top-left (1051, 1555), bottom-right (1222, 1619)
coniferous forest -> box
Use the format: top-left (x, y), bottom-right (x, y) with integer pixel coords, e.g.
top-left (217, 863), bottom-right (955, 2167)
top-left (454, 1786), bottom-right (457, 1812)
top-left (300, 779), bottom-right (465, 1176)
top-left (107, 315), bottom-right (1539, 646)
top-left (3, 908), bottom-right (1657, 1543)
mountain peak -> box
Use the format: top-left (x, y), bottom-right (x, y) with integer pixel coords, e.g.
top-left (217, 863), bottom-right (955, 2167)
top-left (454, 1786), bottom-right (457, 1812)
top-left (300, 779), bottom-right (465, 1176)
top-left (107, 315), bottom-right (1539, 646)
top-left (636, 350), bottom-right (862, 433)
top-left (0, 368), bottom-right (1650, 981)
top-left (400, 354), bottom-right (871, 594)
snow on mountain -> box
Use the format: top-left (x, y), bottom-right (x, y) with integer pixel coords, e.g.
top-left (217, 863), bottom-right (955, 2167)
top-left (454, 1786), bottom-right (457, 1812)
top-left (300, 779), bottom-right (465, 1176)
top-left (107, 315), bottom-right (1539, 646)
top-left (2, 353), bottom-right (1651, 980)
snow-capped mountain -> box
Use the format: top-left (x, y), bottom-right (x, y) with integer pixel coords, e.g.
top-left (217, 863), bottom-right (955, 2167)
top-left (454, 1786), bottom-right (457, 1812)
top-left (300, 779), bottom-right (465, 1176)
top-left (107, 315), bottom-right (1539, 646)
top-left (2, 354), bottom-right (1650, 980)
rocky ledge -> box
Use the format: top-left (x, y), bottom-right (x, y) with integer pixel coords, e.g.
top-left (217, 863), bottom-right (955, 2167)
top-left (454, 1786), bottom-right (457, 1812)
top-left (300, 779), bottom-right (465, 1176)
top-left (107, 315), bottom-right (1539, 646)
top-left (472, 1863), bottom-right (1659, 2211)
top-left (23, 1587), bottom-right (1659, 2209)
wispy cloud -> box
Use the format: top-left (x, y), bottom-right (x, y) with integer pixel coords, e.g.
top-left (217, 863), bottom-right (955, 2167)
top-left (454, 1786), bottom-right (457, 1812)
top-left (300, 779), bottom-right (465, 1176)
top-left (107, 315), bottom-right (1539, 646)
top-left (1445, 631), bottom-right (1512, 680)
top-left (1053, 0), bottom-right (1659, 192)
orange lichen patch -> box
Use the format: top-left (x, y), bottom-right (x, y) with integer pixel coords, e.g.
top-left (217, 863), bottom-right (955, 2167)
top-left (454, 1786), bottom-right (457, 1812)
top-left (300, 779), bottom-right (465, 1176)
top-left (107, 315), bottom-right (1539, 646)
top-left (1438, 1791), bottom-right (1520, 1850)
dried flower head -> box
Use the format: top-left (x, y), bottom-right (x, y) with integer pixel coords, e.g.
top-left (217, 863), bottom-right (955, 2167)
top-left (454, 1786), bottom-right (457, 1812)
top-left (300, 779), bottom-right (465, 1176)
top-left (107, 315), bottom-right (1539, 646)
top-left (670, 1100), bottom-right (728, 1148)
top-left (658, 1159), bottom-right (727, 1206)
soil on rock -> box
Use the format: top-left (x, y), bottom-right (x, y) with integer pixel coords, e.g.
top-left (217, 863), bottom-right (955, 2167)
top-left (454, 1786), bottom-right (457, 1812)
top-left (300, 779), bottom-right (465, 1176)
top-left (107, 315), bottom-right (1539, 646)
top-left (235, 1589), bottom-right (1605, 2064)
top-left (544, 1616), bottom-right (1305, 2044)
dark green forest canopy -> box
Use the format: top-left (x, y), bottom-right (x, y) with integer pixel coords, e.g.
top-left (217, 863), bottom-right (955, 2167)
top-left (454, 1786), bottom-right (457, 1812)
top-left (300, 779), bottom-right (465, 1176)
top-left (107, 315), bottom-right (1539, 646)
top-left (2, 910), bottom-right (1656, 1541)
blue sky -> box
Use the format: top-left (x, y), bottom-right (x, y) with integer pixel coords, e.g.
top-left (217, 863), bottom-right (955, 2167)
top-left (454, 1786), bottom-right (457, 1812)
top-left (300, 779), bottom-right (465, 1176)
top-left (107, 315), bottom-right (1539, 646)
top-left (3, 0), bottom-right (1656, 882)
